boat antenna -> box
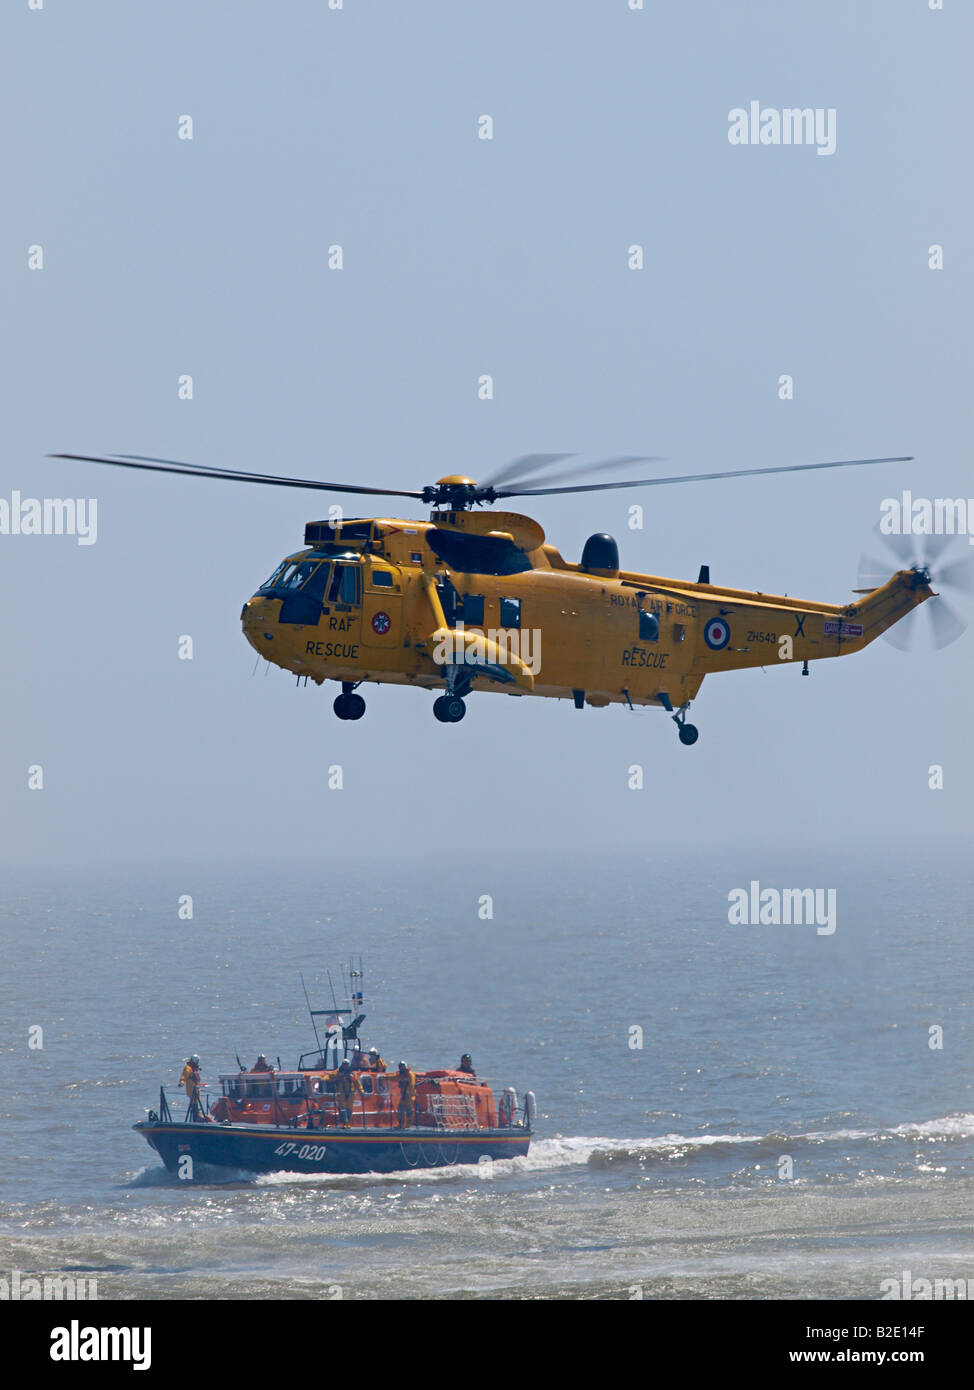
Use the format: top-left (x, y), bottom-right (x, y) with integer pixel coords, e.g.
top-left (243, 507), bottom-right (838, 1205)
top-left (301, 971), bottom-right (322, 1053)
top-left (327, 969), bottom-right (339, 1013)
top-left (349, 957), bottom-right (364, 1012)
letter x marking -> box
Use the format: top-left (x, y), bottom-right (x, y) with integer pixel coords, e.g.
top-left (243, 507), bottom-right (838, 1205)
top-left (794, 614), bottom-right (806, 637)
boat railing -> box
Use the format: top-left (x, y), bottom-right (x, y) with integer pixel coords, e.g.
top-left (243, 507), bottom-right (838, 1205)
top-left (156, 1084), bottom-right (211, 1124)
top-left (151, 1080), bottom-right (528, 1131)
top-left (425, 1095), bottom-right (478, 1128)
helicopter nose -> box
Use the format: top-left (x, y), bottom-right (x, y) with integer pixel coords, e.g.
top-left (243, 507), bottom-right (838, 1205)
top-left (241, 595), bottom-right (275, 653)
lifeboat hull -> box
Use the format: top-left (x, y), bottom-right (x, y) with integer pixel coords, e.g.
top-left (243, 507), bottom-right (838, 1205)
top-left (135, 1120), bottom-right (530, 1178)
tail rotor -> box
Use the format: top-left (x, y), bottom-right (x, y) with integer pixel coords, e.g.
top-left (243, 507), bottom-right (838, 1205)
top-left (856, 526), bottom-right (973, 651)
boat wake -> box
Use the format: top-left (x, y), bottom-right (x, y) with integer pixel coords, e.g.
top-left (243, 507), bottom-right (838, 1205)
top-left (121, 1111), bottom-right (974, 1190)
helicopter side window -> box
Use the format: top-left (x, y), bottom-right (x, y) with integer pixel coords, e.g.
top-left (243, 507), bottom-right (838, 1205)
top-left (639, 609), bottom-right (659, 642)
top-left (436, 577), bottom-right (460, 625)
top-left (342, 565), bottom-right (361, 604)
top-left (371, 570), bottom-right (393, 587)
top-left (499, 597), bottom-right (521, 629)
top-left (329, 563), bottom-right (361, 606)
top-left (462, 595), bottom-right (485, 626)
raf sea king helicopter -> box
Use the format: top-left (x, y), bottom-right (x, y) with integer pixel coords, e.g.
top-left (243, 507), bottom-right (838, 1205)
top-left (53, 450), bottom-right (969, 745)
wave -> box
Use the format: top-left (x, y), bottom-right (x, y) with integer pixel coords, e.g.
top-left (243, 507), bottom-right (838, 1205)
top-left (581, 1113), bottom-right (974, 1170)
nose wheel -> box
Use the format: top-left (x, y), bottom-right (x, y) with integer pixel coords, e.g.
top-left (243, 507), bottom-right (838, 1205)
top-left (433, 695), bottom-right (466, 723)
top-left (334, 683), bottom-right (366, 720)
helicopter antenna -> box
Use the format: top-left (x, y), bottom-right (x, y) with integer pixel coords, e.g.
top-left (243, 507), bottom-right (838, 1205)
top-left (300, 971), bottom-right (322, 1053)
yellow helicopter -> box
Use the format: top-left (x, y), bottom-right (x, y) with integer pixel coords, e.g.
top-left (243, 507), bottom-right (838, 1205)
top-left (52, 450), bottom-right (967, 745)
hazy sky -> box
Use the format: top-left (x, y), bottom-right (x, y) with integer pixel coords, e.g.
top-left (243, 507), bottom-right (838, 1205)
top-left (2, 0), bottom-right (971, 871)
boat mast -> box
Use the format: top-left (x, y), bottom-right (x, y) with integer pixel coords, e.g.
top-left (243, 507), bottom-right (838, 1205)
top-left (300, 971), bottom-right (322, 1055)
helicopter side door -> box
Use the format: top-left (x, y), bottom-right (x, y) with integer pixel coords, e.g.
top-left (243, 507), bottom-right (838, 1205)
top-left (361, 560), bottom-right (402, 653)
top-left (320, 560), bottom-right (363, 646)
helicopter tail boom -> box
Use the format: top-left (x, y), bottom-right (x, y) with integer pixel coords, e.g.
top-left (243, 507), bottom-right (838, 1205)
top-left (684, 569), bottom-right (933, 674)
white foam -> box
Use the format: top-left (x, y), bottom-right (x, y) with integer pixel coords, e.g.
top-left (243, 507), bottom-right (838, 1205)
top-left (137, 1113), bottom-right (974, 1191)
top-left (888, 1113), bottom-right (974, 1140)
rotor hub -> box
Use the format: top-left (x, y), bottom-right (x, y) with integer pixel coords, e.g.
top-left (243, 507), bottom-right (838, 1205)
top-left (423, 477), bottom-right (496, 509)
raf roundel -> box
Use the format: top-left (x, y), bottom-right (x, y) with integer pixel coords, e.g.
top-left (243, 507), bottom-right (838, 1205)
top-left (371, 611), bottom-right (392, 635)
top-left (704, 617), bottom-right (730, 651)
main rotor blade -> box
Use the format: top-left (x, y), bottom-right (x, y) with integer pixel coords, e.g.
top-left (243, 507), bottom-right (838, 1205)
top-left (48, 453), bottom-right (426, 499)
top-left (494, 455), bottom-right (913, 499)
top-left (497, 455), bottom-right (664, 490)
top-left (482, 453), bottom-right (574, 488)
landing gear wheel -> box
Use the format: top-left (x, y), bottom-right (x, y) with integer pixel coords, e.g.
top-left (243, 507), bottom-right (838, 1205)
top-left (433, 695), bottom-right (466, 723)
top-left (344, 693), bottom-right (365, 720)
top-left (678, 723), bottom-right (699, 746)
top-left (334, 693), bottom-right (366, 720)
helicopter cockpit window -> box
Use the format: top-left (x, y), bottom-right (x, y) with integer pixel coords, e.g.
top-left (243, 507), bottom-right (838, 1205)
top-left (260, 561), bottom-right (290, 591)
top-left (261, 560), bottom-right (334, 603)
top-left (302, 562), bottom-right (331, 602)
top-left (280, 561), bottom-right (320, 591)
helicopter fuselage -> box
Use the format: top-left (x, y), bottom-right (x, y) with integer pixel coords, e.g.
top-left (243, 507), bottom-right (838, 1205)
top-left (241, 510), bottom-right (932, 716)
